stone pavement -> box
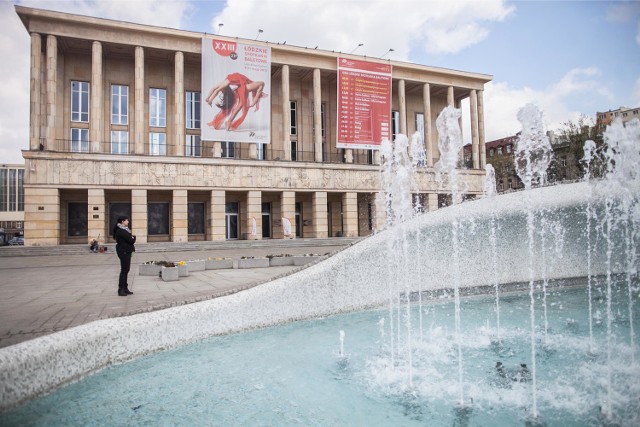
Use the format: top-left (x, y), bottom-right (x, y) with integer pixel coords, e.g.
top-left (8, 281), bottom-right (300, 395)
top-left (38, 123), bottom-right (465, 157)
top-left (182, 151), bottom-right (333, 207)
top-left (0, 238), bottom-right (359, 348)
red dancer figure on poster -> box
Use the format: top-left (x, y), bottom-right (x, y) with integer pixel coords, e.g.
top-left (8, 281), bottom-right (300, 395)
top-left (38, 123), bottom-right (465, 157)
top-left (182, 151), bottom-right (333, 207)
top-left (205, 72), bottom-right (267, 130)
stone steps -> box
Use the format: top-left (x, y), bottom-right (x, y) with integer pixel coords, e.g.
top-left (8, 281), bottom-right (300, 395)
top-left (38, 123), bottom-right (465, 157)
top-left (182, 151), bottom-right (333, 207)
top-left (0, 237), bottom-right (362, 257)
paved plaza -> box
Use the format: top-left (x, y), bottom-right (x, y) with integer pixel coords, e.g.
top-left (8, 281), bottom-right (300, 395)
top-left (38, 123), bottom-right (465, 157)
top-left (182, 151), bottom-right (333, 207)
top-left (0, 238), bottom-right (358, 348)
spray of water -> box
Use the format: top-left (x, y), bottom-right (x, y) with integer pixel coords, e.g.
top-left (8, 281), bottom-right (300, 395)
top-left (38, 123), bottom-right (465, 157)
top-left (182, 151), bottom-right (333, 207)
top-left (434, 105), bottom-right (465, 406)
top-left (514, 103), bottom-right (554, 420)
top-left (485, 164), bottom-right (501, 339)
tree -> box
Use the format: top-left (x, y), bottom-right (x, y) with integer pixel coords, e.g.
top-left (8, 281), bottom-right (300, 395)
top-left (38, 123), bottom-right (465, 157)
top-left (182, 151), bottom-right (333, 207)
top-left (548, 115), bottom-right (606, 182)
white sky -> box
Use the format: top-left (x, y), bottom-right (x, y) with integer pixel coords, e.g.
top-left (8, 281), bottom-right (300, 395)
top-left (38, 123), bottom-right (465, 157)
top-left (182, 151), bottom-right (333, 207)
top-left (1, 0), bottom-right (638, 164)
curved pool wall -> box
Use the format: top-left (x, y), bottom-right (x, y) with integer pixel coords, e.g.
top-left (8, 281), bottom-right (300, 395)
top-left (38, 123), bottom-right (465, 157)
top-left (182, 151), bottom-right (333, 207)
top-left (0, 181), bottom-right (632, 410)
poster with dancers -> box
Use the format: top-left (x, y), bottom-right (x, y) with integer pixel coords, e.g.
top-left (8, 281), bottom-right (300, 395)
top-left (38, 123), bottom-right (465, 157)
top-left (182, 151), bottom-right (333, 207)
top-left (201, 38), bottom-right (271, 144)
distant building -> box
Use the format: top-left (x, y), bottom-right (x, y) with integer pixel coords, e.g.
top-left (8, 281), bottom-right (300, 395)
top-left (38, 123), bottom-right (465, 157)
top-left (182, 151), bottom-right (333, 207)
top-left (597, 106), bottom-right (640, 126)
top-left (0, 164), bottom-right (25, 244)
top-left (464, 135), bottom-right (521, 192)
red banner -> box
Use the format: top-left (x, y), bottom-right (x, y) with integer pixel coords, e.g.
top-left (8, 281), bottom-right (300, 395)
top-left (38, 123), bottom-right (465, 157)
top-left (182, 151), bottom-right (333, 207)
top-left (337, 58), bottom-right (392, 149)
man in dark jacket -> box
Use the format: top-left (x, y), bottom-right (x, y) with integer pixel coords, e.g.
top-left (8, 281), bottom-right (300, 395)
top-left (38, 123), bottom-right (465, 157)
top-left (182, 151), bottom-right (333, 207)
top-left (112, 216), bottom-right (136, 296)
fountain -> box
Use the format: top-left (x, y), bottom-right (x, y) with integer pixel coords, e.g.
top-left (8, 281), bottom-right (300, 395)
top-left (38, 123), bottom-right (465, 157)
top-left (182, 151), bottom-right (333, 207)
top-left (0, 109), bottom-right (638, 425)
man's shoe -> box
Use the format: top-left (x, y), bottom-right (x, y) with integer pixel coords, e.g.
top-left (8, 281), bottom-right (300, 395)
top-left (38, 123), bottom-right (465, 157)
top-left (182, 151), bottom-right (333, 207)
top-left (118, 289), bottom-right (128, 296)
top-left (125, 288), bottom-right (133, 295)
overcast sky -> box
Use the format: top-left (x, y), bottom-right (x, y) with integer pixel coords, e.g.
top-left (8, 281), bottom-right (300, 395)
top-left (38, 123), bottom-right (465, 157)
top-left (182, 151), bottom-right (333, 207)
top-left (1, 0), bottom-right (638, 164)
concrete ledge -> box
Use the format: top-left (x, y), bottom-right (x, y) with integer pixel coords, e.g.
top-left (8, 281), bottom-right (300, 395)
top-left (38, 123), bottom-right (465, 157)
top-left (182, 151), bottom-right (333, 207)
top-left (139, 264), bottom-right (161, 276)
top-left (269, 256), bottom-right (294, 266)
top-left (186, 260), bottom-right (205, 272)
top-left (237, 258), bottom-right (269, 269)
top-left (161, 266), bottom-right (179, 281)
top-left (205, 259), bottom-right (233, 270)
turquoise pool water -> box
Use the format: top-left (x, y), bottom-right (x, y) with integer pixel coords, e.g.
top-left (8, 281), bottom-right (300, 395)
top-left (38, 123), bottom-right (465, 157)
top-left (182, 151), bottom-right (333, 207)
top-left (1, 284), bottom-right (638, 426)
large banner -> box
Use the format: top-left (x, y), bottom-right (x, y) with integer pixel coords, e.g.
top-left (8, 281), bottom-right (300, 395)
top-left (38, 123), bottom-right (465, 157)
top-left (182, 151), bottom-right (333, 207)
top-left (336, 58), bottom-right (392, 149)
top-left (201, 38), bottom-right (271, 144)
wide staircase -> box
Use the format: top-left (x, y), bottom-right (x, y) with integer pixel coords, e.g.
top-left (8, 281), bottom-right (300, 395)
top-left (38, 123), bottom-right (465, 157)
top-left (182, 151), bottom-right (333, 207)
top-left (0, 237), bottom-right (362, 257)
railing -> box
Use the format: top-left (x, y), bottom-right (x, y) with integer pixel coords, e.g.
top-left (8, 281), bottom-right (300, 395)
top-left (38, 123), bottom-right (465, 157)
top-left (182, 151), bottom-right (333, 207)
top-left (39, 139), bottom-right (379, 166)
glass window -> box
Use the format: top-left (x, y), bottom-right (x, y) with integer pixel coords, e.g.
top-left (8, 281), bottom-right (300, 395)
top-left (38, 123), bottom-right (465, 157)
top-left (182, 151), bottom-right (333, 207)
top-left (221, 141), bottom-right (235, 158)
top-left (149, 132), bottom-right (166, 156)
top-left (290, 101), bottom-right (297, 135)
top-left (71, 81), bottom-right (90, 122)
top-left (111, 85), bottom-right (128, 125)
top-left (312, 102), bottom-right (326, 138)
top-left (291, 140), bottom-right (297, 161)
top-left (17, 169), bottom-right (23, 211)
top-left (256, 143), bottom-right (265, 160)
top-left (188, 202), bottom-right (205, 234)
top-left (186, 91), bottom-right (201, 129)
top-left (68, 202), bottom-right (88, 237)
top-left (391, 110), bottom-right (400, 140)
top-left (497, 147), bottom-right (503, 155)
top-left (0, 168), bottom-right (7, 211)
top-left (186, 135), bottom-right (201, 157)
top-left (489, 148), bottom-right (495, 156)
top-left (70, 128), bottom-right (89, 152)
top-left (506, 144), bottom-right (512, 154)
top-left (147, 202), bottom-right (170, 235)
top-left (150, 88), bottom-right (166, 127)
top-left (111, 131), bottom-right (128, 154)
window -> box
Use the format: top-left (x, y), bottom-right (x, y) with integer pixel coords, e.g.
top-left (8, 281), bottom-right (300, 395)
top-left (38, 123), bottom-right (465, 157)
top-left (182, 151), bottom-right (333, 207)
top-left (506, 144), bottom-right (512, 154)
top-left (256, 143), bottom-right (265, 160)
top-left (623, 112), bottom-right (628, 117)
top-left (150, 88), bottom-right (166, 127)
top-left (489, 148), bottom-right (495, 157)
top-left (295, 202), bottom-right (302, 238)
top-left (188, 202), bottom-right (205, 235)
top-left (67, 202), bottom-right (88, 237)
top-left (111, 131), bottom-right (128, 154)
top-left (186, 91), bottom-right (201, 129)
top-left (391, 110), bottom-right (400, 140)
top-left (290, 101), bottom-right (297, 135)
top-left (497, 147), bottom-right (503, 155)
top-left (71, 81), bottom-right (89, 122)
top-left (70, 128), bottom-right (89, 152)
top-left (508, 180), bottom-right (513, 189)
top-left (225, 202), bottom-right (239, 239)
top-left (149, 132), bottom-right (166, 156)
top-left (111, 85), bottom-right (128, 125)
top-left (634, 110), bottom-right (638, 115)
top-left (221, 141), bottom-right (235, 158)
top-left (186, 135), bottom-right (201, 157)
top-left (291, 140), bottom-right (297, 161)
top-left (498, 182), bottom-right (504, 191)
top-left (261, 202), bottom-right (271, 238)
top-left (312, 102), bottom-right (326, 138)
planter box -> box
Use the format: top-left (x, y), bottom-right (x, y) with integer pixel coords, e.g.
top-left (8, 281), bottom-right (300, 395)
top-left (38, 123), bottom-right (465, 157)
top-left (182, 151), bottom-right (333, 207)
top-left (178, 264), bottom-right (189, 277)
top-left (293, 256), bottom-right (323, 266)
top-left (237, 258), bottom-right (269, 269)
top-left (161, 266), bottom-right (179, 282)
top-left (139, 264), bottom-right (161, 276)
top-left (205, 259), bottom-right (233, 270)
top-left (269, 256), bottom-right (294, 267)
top-left (187, 260), bottom-right (206, 272)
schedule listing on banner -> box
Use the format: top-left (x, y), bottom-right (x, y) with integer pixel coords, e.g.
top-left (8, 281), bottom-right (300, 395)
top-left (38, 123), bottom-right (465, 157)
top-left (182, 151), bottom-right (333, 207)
top-left (336, 58), bottom-right (392, 150)
top-left (201, 38), bottom-right (271, 144)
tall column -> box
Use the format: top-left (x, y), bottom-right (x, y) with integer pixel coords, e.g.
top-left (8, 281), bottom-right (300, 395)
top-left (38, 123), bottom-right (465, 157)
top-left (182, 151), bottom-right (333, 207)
top-left (246, 191), bottom-right (262, 240)
top-left (281, 65), bottom-right (291, 161)
top-left (90, 41), bottom-right (103, 153)
top-left (87, 188), bottom-right (105, 244)
top-left (447, 86), bottom-right (454, 107)
top-left (131, 189), bottom-right (148, 244)
top-left (172, 189), bottom-right (188, 243)
top-left (423, 83), bottom-right (434, 167)
top-left (345, 149), bottom-right (353, 163)
top-left (45, 35), bottom-right (57, 150)
top-left (281, 191), bottom-right (295, 239)
top-left (313, 68), bottom-right (323, 162)
top-left (478, 90), bottom-right (486, 168)
top-left (174, 51), bottom-right (185, 157)
top-left (342, 192), bottom-right (358, 237)
top-left (212, 141), bottom-right (222, 158)
top-left (210, 190), bottom-right (226, 240)
top-left (30, 33), bottom-right (42, 151)
top-left (399, 79), bottom-right (407, 135)
top-left (134, 46), bottom-right (145, 155)
top-left (470, 89), bottom-right (479, 169)
top-left (311, 191), bottom-right (328, 238)
top-left (427, 193), bottom-right (439, 212)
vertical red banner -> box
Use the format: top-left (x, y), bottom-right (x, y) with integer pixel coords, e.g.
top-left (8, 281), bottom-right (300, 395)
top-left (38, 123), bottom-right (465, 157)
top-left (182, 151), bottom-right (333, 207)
top-left (337, 58), bottom-right (392, 149)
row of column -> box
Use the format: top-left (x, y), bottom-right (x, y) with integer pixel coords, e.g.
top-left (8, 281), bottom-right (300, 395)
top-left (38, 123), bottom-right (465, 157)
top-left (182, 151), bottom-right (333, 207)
top-left (86, 188), bottom-right (362, 244)
top-left (29, 33), bottom-right (485, 168)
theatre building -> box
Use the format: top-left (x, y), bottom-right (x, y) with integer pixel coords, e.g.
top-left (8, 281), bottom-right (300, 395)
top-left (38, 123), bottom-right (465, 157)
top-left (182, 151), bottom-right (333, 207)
top-left (16, 6), bottom-right (491, 246)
